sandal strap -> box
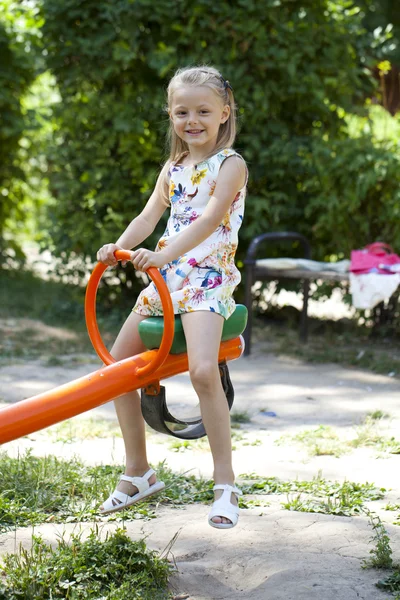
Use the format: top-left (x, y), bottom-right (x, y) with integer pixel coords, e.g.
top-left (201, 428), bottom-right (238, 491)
top-left (120, 468), bottom-right (155, 494)
top-left (213, 484), bottom-right (242, 496)
top-left (103, 488), bottom-right (132, 509)
top-left (209, 503), bottom-right (239, 524)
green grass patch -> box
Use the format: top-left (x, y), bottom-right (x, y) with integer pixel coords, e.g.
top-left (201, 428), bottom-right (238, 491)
top-left (166, 428), bottom-right (248, 453)
top-left (0, 452), bottom-right (388, 531)
top-left (0, 528), bottom-right (171, 599)
top-left (230, 410), bottom-right (251, 424)
top-left (276, 425), bottom-right (346, 457)
top-left (240, 472), bottom-right (385, 516)
top-left (276, 421), bottom-right (400, 458)
top-left (32, 417), bottom-right (123, 443)
top-left (367, 410), bottom-right (390, 421)
top-left (0, 269), bottom-right (86, 326)
top-left (0, 452), bottom-right (215, 531)
top-left (0, 269), bottom-right (129, 361)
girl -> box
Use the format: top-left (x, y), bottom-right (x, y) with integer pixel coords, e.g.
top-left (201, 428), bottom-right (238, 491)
top-left (97, 65), bottom-right (247, 529)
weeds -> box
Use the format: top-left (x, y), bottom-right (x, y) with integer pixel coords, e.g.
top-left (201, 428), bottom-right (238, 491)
top-left (362, 510), bottom-right (394, 570)
top-left (367, 411), bottom-right (390, 421)
top-left (281, 480), bottom-right (385, 517)
top-left (239, 471), bottom-right (385, 516)
top-left (230, 410), bottom-right (251, 424)
top-left (39, 418), bottom-right (123, 443)
top-left (276, 425), bottom-right (346, 457)
top-left (0, 527), bottom-right (171, 599)
top-left (0, 452), bottom-right (214, 530)
top-left (362, 510), bottom-right (400, 597)
top-left (276, 420), bottom-right (400, 458)
top-left (0, 453), bottom-right (388, 531)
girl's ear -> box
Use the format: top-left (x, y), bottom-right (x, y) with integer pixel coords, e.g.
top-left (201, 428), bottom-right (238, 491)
top-left (221, 105), bottom-right (230, 124)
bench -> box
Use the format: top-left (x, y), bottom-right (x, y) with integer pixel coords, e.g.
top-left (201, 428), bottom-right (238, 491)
top-left (243, 232), bottom-right (350, 355)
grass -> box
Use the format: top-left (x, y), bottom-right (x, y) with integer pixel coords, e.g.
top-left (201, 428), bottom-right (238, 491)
top-left (0, 452), bottom-right (397, 597)
top-left (2, 267), bottom-right (399, 596)
top-left (238, 471), bottom-right (386, 516)
top-left (230, 410), bottom-right (251, 424)
top-left (0, 269), bottom-right (127, 363)
top-left (0, 452), bottom-right (389, 532)
top-left (0, 528), bottom-right (172, 599)
top-left (0, 451), bottom-right (217, 531)
top-left (166, 428), bottom-right (248, 453)
top-left (2, 267), bottom-right (400, 378)
top-left (30, 417), bottom-right (123, 443)
top-left (275, 417), bottom-right (400, 458)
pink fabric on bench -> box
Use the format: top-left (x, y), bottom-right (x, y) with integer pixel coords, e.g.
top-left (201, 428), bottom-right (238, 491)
top-left (350, 242), bottom-right (400, 275)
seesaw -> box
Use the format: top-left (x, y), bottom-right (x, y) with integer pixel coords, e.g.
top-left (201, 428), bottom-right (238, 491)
top-left (0, 250), bottom-right (247, 445)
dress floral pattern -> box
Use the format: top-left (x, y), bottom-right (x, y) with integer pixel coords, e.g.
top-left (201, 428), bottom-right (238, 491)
top-left (133, 148), bottom-right (246, 319)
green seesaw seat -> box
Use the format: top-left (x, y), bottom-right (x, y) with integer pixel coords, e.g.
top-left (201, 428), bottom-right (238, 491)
top-left (138, 304), bottom-right (248, 354)
top-left (138, 304), bottom-right (248, 440)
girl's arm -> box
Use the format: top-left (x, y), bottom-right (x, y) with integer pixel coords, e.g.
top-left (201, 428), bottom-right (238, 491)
top-left (97, 161), bottom-right (170, 266)
top-left (131, 155), bottom-right (246, 271)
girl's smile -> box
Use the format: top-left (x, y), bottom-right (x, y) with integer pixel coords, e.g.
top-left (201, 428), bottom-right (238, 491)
top-left (186, 129), bottom-right (204, 135)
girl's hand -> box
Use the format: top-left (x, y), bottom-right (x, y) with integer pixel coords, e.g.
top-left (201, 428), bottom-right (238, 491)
top-left (96, 243), bottom-right (127, 266)
top-left (130, 248), bottom-right (168, 272)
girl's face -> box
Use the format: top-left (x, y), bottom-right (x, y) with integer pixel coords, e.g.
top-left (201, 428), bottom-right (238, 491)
top-left (169, 85), bottom-right (230, 155)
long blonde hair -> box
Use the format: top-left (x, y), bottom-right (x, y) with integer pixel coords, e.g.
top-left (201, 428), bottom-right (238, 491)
top-left (166, 65), bottom-right (237, 162)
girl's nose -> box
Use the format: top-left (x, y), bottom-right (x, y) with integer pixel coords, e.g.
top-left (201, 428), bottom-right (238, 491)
top-left (188, 113), bottom-right (198, 124)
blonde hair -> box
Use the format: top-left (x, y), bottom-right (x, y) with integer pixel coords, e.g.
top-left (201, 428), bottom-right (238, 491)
top-left (166, 65), bottom-right (237, 162)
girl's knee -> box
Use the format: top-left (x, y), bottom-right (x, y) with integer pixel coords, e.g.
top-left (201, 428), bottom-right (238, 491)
top-left (189, 362), bottom-right (220, 392)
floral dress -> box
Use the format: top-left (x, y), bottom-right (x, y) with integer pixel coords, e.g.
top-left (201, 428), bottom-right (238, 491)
top-left (133, 148), bottom-right (246, 319)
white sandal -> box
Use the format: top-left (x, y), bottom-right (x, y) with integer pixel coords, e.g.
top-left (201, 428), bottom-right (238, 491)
top-left (208, 484), bottom-right (242, 529)
top-left (99, 468), bottom-right (165, 515)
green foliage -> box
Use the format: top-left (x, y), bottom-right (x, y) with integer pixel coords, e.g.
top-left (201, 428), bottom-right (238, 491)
top-left (362, 509), bottom-right (394, 570)
top-left (304, 135), bottom-right (400, 256)
top-left (377, 570), bottom-right (400, 595)
top-left (0, 528), bottom-right (171, 599)
top-left (37, 0), bottom-right (384, 282)
top-left (2, 0), bottom-right (399, 305)
top-left (281, 480), bottom-right (385, 516)
top-left (360, 0), bottom-right (400, 62)
top-left (0, 451), bottom-right (387, 531)
top-left (0, 452), bottom-right (213, 530)
top-left (239, 471), bottom-right (385, 515)
top-left (0, 6), bottom-right (36, 264)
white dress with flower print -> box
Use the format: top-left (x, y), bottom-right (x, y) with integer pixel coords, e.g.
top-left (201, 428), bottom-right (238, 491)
top-left (133, 148), bottom-right (246, 319)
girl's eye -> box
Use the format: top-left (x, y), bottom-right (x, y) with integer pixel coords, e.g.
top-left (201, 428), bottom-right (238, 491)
top-left (200, 111), bottom-right (209, 114)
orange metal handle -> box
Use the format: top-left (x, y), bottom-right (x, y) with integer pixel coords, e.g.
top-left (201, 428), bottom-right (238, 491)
top-left (85, 250), bottom-right (174, 378)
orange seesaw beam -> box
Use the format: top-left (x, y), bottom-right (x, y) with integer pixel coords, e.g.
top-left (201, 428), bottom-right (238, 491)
top-left (0, 337), bottom-right (243, 445)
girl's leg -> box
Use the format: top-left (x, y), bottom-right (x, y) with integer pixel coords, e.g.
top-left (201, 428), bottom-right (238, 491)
top-left (181, 311), bottom-right (236, 525)
top-left (100, 311), bottom-right (156, 510)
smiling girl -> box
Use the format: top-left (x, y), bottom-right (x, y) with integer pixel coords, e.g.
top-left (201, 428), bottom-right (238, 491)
top-left (96, 65), bottom-right (247, 529)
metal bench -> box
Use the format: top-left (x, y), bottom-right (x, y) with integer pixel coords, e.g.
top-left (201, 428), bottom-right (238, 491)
top-left (243, 232), bottom-right (349, 355)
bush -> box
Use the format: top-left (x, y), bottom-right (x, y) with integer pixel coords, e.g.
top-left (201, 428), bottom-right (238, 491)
top-left (0, 15), bottom-right (36, 265)
top-left (305, 135), bottom-right (400, 256)
top-left (39, 0), bottom-right (381, 284)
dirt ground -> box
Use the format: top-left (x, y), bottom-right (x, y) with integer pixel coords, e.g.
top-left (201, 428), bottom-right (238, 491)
top-left (1, 319), bottom-right (400, 600)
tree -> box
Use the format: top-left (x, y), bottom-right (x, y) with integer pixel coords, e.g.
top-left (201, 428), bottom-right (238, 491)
top-left (0, 0), bottom-right (43, 265)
